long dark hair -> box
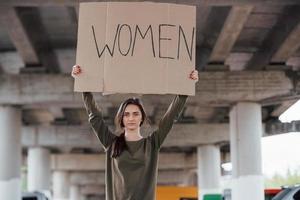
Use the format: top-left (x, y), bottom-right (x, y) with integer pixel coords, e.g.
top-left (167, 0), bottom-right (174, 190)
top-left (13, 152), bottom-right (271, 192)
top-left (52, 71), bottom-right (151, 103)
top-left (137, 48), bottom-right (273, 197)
top-left (112, 97), bottom-right (147, 158)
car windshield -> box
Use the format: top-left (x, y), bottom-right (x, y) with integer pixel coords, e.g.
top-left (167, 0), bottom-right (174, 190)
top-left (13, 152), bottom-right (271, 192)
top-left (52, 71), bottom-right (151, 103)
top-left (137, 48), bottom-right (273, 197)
top-left (273, 188), bottom-right (292, 200)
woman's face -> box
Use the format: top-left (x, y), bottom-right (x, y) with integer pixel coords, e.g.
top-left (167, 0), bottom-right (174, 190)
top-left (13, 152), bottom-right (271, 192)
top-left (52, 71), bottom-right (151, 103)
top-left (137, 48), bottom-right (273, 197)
top-left (122, 104), bottom-right (142, 131)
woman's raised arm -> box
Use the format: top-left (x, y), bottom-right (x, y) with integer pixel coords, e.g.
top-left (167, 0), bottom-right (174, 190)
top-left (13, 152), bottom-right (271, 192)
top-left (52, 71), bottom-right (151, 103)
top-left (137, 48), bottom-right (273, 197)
top-left (152, 95), bottom-right (187, 149)
top-left (151, 69), bottom-right (198, 149)
top-left (82, 92), bottom-right (116, 151)
top-left (72, 65), bottom-right (115, 150)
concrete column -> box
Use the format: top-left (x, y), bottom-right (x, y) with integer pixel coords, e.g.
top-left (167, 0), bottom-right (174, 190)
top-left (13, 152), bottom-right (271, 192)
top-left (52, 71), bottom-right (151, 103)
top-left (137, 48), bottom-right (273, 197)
top-left (70, 185), bottom-right (80, 200)
top-left (53, 171), bottom-right (70, 200)
top-left (0, 106), bottom-right (21, 200)
top-left (230, 102), bottom-right (264, 200)
top-left (197, 145), bottom-right (221, 200)
top-left (28, 147), bottom-right (51, 191)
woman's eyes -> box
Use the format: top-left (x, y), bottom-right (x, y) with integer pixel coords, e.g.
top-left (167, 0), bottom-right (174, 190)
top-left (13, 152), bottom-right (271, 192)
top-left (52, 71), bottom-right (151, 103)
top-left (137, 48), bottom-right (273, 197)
top-left (124, 112), bottom-right (140, 117)
top-left (133, 112), bottom-right (140, 116)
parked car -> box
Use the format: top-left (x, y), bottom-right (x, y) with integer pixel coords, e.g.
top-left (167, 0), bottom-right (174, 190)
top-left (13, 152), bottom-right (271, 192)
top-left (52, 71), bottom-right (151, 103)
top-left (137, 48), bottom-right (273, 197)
top-left (265, 188), bottom-right (282, 200)
top-left (22, 191), bottom-right (49, 200)
top-left (272, 185), bottom-right (300, 200)
top-left (222, 188), bottom-right (282, 200)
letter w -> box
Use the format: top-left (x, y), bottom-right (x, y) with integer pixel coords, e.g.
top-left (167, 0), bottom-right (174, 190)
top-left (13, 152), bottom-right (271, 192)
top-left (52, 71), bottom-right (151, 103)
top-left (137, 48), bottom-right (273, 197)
top-left (92, 24), bottom-right (120, 58)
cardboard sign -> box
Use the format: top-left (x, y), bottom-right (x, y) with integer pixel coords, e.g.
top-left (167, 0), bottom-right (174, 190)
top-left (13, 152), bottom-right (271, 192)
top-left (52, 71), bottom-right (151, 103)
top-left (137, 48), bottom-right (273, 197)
top-left (75, 2), bottom-right (196, 95)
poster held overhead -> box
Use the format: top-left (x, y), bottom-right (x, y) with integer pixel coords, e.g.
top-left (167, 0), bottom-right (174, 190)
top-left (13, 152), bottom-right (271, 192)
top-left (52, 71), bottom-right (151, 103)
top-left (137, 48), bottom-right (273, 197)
top-left (75, 2), bottom-right (196, 95)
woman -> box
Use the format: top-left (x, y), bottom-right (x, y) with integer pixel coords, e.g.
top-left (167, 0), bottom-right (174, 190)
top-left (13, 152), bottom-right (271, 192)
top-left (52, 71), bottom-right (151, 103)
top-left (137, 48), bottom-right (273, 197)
top-left (71, 65), bottom-right (198, 200)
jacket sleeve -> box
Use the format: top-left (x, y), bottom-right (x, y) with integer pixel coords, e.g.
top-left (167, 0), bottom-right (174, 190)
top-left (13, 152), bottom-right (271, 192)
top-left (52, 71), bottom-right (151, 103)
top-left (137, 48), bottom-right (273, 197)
top-left (82, 92), bottom-right (116, 151)
top-left (151, 95), bottom-right (188, 149)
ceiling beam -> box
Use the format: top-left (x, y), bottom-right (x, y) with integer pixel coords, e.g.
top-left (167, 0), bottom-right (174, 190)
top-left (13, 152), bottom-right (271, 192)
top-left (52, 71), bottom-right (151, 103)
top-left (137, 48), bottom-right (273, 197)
top-left (0, 0), bottom-right (299, 7)
top-left (196, 7), bottom-right (230, 70)
top-left (271, 22), bottom-right (300, 63)
top-left (22, 108), bottom-right (54, 125)
top-left (51, 153), bottom-right (196, 171)
top-left (195, 4), bottom-right (212, 46)
top-left (271, 99), bottom-right (298, 117)
top-left (0, 7), bottom-right (40, 65)
top-left (265, 120), bottom-right (300, 136)
top-left (22, 124), bottom-right (230, 149)
top-left (16, 7), bottom-right (60, 73)
top-left (70, 172), bottom-right (105, 185)
top-left (63, 108), bottom-right (87, 125)
top-left (52, 154), bottom-right (106, 171)
top-left (48, 106), bottom-right (64, 118)
top-left (210, 6), bottom-right (253, 62)
top-left (246, 6), bottom-right (300, 70)
top-left (0, 63), bottom-right (3, 74)
top-left (80, 185), bottom-right (105, 196)
top-left (0, 71), bottom-right (295, 106)
top-left (68, 170), bottom-right (193, 186)
top-left (22, 121), bottom-right (300, 149)
top-left (157, 170), bottom-right (193, 185)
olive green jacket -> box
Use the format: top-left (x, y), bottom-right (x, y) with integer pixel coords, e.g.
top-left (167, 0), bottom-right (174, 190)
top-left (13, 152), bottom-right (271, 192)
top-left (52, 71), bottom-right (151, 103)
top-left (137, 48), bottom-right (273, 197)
top-left (83, 92), bottom-right (187, 200)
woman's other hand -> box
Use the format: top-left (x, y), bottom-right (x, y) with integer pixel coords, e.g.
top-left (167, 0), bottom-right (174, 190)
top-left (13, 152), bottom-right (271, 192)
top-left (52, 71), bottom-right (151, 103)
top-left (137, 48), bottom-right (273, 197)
top-left (71, 65), bottom-right (82, 78)
top-left (189, 69), bottom-right (198, 82)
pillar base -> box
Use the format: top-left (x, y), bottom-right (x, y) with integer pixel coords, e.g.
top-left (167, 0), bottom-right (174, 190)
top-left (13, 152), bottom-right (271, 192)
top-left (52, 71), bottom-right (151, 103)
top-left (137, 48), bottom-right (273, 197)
top-left (232, 175), bottom-right (264, 200)
top-left (0, 178), bottom-right (21, 200)
top-left (28, 147), bottom-right (51, 192)
top-left (53, 171), bottom-right (70, 200)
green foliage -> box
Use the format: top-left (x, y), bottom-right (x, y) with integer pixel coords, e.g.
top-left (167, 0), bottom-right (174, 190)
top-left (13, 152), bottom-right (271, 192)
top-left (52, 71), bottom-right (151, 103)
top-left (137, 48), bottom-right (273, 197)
top-left (265, 167), bottom-right (300, 188)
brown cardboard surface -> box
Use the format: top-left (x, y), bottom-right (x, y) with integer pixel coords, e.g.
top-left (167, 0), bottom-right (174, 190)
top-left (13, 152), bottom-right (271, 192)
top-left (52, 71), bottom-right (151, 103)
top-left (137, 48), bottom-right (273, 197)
top-left (75, 2), bottom-right (196, 95)
top-left (167, 4), bottom-right (196, 95)
top-left (75, 3), bottom-right (107, 92)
